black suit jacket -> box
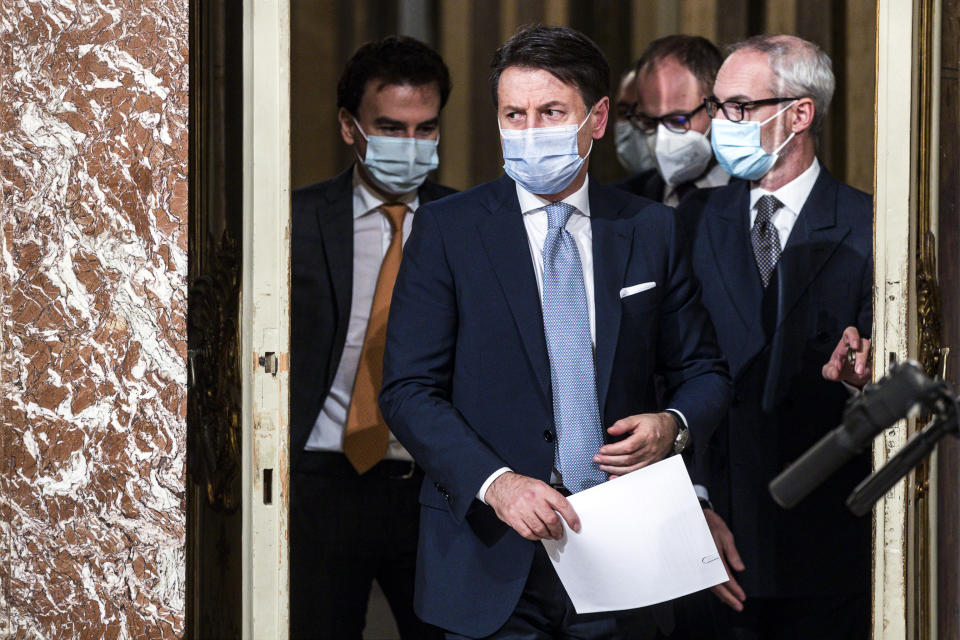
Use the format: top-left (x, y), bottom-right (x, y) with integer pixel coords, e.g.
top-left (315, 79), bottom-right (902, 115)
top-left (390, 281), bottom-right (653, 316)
top-left (676, 168), bottom-right (873, 598)
top-left (290, 168), bottom-right (456, 471)
top-left (611, 168), bottom-right (665, 202)
top-left (379, 175), bottom-right (730, 637)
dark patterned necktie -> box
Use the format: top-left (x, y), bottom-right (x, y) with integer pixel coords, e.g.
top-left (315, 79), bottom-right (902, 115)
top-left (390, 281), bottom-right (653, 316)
top-left (751, 195), bottom-right (783, 288)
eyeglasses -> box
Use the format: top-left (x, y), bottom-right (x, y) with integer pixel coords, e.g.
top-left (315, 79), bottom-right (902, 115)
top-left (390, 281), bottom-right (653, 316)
top-left (627, 102), bottom-right (706, 134)
top-left (703, 96), bottom-right (800, 122)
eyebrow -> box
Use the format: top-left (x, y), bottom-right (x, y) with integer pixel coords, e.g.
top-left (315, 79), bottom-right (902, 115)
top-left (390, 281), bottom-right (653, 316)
top-left (373, 116), bottom-right (406, 127)
top-left (500, 100), bottom-right (569, 112)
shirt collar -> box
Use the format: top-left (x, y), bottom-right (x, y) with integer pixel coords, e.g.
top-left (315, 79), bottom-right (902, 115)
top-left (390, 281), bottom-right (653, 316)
top-left (749, 157), bottom-right (820, 214)
top-left (515, 174), bottom-right (591, 217)
top-left (352, 165), bottom-right (419, 219)
top-left (663, 162), bottom-right (730, 200)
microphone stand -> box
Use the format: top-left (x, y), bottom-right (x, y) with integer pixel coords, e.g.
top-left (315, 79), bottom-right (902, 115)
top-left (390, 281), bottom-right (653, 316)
top-left (846, 389), bottom-right (959, 516)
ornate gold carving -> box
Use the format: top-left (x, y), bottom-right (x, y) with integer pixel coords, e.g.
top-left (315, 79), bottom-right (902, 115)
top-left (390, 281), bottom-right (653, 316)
top-left (917, 229), bottom-right (943, 379)
top-left (187, 233), bottom-right (241, 513)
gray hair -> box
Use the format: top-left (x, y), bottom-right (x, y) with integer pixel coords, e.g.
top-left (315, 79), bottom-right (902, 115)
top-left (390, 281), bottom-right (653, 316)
top-left (728, 35), bottom-right (835, 136)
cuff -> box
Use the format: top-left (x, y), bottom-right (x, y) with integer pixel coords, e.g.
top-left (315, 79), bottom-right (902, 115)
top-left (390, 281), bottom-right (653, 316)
top-left (842, 380), bottom-right (862, 396)
top-left (694, 484), bottom-right (710, 501)
top-left (665, 408), bottom-right (690, 430)
top-left (477, 467), bottom-right (512, 503)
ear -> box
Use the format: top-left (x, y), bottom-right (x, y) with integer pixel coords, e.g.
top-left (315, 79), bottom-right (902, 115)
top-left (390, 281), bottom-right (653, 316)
top-left (790, 97), bottom-right (815, 135)
top-left (338, 107), bottom-right (358, 146)
top-left (590, 96), bottom-right (610, 139)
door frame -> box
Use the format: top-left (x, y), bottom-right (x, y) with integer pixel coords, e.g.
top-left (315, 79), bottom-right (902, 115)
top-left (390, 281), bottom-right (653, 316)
top-left (241, 0), bottom-right (291, 637)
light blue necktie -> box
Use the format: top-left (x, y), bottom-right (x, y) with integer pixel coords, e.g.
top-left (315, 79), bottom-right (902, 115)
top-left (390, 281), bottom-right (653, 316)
top-left (541, 201), bottom-right (607, 493)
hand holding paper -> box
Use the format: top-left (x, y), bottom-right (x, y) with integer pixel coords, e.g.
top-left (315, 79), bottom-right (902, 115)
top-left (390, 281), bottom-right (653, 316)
top-left (541, 456), bottom-right (728, 613)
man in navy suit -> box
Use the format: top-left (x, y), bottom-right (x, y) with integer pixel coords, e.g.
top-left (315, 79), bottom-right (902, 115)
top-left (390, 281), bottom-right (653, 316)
top-left (676, 35), bottom-right (873, 639)
top-left (613, 35), bottom-right (730, 206)
top-left (290, 36), bottom-right (454, 639)
top-left (380, 26), bottom-right (731, 640)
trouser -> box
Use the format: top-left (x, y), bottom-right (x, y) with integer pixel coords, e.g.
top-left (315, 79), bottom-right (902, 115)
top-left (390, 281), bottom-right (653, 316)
top-left (289, 451), bottom-right (442, 640)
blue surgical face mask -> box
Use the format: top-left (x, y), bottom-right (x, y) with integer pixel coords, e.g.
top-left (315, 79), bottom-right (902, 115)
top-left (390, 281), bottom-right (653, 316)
top-left (710, 101), bottom-right (796, 181)
top-left (354, 118), bottom-right (440, 194)
top-left (499, 108), bottom-right (594, 195)
top-left (614, 120), bottom-right (656, 175)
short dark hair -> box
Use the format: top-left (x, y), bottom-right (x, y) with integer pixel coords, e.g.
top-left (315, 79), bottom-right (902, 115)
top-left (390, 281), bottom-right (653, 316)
top-left (635, 34), bottom-right (723, 96)
top-left (490, 25), bottom-right (610, 110)
top-left (337, 35), bottom-right (452, 115)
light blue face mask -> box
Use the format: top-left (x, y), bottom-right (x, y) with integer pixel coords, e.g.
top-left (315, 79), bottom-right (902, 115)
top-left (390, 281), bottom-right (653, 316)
top-left (354, 118), bottom-right (439, 195)
top-left (710, 101), bottom-right (796, 181)
top-left (499, 109), bottom-right (594, 195)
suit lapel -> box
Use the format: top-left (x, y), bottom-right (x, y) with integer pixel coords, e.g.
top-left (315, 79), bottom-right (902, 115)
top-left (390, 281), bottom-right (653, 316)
top-left (773, 169), bottom-right (849, 331)
top-left (317, 169), bottom-right (355, 384)
top-left (589, 183), bottom-right (631, 415)
top-left (476, 177), bottom-right (551, 400)
top-left (705, 180), bottom-right (764, 334)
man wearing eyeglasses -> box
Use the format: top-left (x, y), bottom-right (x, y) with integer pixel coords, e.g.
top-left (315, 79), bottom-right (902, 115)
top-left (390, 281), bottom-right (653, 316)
top-left (613, 35), bottom-right (730, 207)
top-left (676, 35), bottom-right (872, 639)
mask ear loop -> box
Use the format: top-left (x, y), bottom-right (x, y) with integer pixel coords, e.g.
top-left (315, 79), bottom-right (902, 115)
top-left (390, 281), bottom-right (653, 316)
top-left (764, 100), bottom-right (799, 156)
top-left (759, 99), bottom-right (798, 126)
top-left (351, 116), bottom-right (370, 164)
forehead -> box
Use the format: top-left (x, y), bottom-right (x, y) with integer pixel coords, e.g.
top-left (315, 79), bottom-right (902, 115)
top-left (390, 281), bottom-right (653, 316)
top-left (497, 66), bottom-right (585, 108)
top-left (616, 71), bottom-right (636, 101)
top-left (714, 49), bottom-right (775, 100)
top-left (636, 57), bottom-right (702, 108)
top-left (358, 81), bottom-right (441, 116)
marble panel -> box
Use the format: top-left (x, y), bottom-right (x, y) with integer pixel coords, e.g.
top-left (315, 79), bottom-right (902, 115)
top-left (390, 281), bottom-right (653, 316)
top-left (0, 1), bottom-right (188, 637)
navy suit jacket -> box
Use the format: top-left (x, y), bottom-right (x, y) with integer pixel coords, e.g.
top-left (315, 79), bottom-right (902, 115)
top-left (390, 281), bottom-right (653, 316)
top-left (676, 168), bottom-right (873, 598)
top-left (380, 175), bottom-right (731, 637)
top-left (611, 168), bottom-right (665, 202)
top-left (290, 168), bottom-right (456, 471)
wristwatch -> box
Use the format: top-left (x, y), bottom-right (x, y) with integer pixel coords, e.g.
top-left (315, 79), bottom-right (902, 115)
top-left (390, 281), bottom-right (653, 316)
top-left (669, 412), bottom-right (690, 454)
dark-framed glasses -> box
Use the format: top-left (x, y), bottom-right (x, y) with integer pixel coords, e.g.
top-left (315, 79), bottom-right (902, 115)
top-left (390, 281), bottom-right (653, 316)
top-left (627, 102), bottom-right (706, 133)
top-left (703, 96), bottom-right (800, 122)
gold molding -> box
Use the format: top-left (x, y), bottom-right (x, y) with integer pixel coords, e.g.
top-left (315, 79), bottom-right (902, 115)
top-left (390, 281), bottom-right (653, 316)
top-left (913, 1), bottom-right (940, 638)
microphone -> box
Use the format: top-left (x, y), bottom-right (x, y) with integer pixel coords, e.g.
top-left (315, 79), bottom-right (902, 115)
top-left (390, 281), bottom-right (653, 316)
top-left (769, 360), bottom-right (937, 509)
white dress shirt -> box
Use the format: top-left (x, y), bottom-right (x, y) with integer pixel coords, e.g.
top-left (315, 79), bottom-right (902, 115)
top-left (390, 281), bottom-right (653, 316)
top-left (663, 162), bottom-right (731, 207)
top-left (304, 168), bottom-right (418, 461)
top-left (748, 157), bottom-right (820, 248)
top-left (477, 176), bottom-right (690, 502)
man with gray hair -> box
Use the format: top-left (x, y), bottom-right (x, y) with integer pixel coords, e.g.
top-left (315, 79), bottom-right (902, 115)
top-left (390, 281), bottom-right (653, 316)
top-left (676, 35), bottom-right (872, 638)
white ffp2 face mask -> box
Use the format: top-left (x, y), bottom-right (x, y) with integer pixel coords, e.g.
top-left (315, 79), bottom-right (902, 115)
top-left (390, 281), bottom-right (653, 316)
top-left (354, 118), bottom-right (440, 194)
top-left (499, 108), bottom-right (594, 195)
top-left (652, 123), bottom-right (713, 186)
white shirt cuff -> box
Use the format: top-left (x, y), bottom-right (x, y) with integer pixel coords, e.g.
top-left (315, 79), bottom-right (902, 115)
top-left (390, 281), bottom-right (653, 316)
top-left (694, 484), bottom-right (710, 502)
top-left (665, 408), bottom-right (689, 430)
top-left (842, 380), bottom-right (862, 396)
top-left (477, 467), bottom-right (512, 503)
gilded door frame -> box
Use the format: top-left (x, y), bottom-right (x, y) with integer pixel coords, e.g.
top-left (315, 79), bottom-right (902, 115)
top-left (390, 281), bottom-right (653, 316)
top-left (873, 0), bottom-right (942, 638)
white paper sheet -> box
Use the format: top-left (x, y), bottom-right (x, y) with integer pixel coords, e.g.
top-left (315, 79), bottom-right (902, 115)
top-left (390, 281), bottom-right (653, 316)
top-left (541, 455), bottom-right (728, 613)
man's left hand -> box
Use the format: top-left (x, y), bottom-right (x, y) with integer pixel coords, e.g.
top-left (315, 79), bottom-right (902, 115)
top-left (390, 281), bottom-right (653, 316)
top-left (593, 412), bottom-right (677, 477)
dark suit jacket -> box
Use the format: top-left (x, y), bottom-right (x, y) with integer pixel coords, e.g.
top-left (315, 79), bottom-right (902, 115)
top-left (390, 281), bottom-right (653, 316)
top-left (611, 168), bottom-right (665, 202)
top-left (290, 168), bottom-right (456, 471)
top-left (379, 175), bottom-right (731, 637)
top-left (676, 168), bottom-right (873, 598)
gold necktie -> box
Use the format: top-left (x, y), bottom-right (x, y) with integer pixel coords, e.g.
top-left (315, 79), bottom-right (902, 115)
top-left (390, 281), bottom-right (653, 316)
top-left (343, 203), bottom-right (408, 473)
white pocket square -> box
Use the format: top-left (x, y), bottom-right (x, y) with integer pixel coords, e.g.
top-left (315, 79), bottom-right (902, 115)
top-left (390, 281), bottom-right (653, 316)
top-left (619, 282), bottom-right (657, 299)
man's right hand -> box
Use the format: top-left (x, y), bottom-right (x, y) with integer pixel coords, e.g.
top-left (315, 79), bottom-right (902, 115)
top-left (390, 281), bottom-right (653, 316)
top-left (484, 472), bottom-right (581, 541)
top-left (704, 508), bottom-right (747, 612)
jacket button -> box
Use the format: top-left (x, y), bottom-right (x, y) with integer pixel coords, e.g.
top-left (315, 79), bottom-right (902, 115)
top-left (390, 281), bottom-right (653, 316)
top-left (543, 430), bottom-right (555, 442)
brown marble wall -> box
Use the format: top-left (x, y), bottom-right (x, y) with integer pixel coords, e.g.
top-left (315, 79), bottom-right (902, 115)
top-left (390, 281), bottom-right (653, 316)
top-left (0, 1), bottom-right (188, 637)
